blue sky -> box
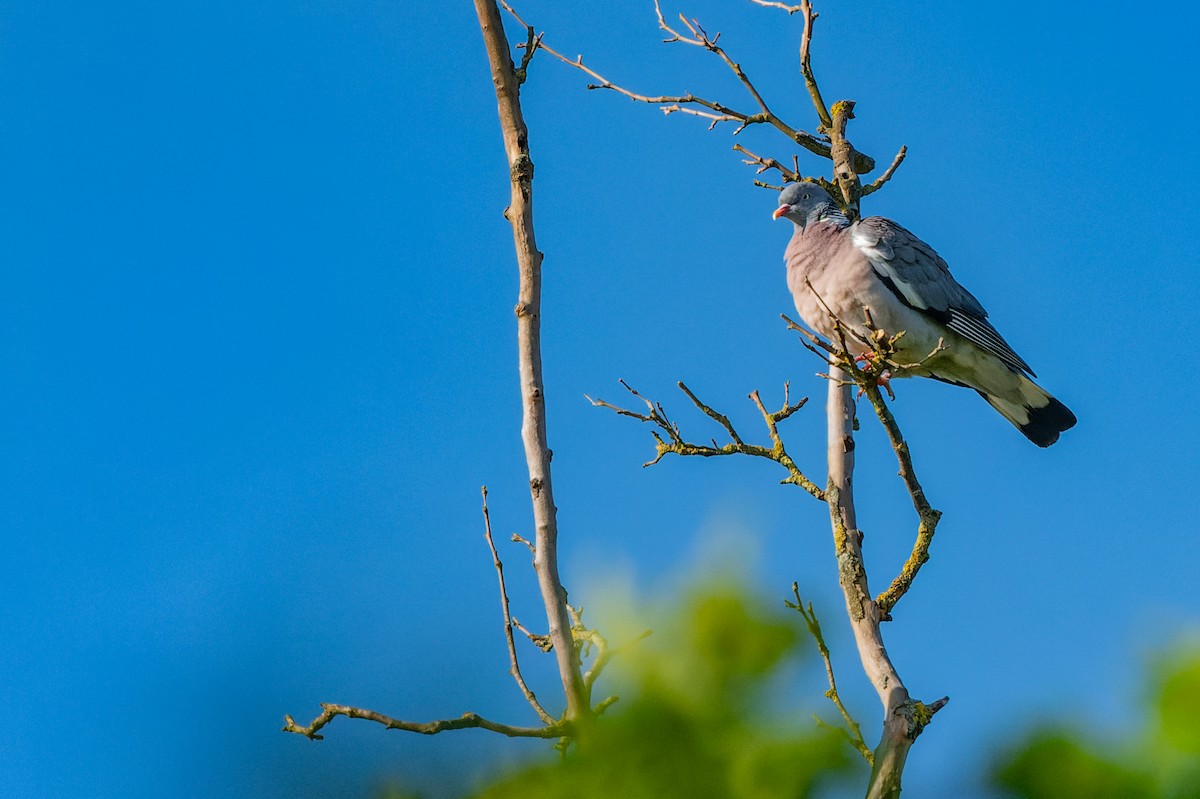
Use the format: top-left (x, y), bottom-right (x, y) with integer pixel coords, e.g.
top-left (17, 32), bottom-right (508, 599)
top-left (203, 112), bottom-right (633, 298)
top-left (2, 1), bottom-right (1197, 796)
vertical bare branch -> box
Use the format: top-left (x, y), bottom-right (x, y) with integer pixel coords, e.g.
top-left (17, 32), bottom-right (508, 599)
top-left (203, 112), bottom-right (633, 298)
top-left (826, 369), bottom-right (913, 798)
top-left (472, 0), bottom-right (590, 723)
top-left (827, 100), bottom-right (863, 217)
top-left (826, 356), bottom-right (947, 797)
top-left (797, 0), bottom-right (832, 129)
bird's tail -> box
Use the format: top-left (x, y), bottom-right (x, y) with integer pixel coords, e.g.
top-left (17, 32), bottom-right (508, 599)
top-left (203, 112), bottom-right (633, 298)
top-left (978, 376), bottom-right (1077, 447)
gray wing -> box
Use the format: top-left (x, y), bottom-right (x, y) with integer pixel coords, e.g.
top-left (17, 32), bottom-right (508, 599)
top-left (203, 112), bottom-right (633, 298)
top-left (851, 217), bottom-right (1035, 377)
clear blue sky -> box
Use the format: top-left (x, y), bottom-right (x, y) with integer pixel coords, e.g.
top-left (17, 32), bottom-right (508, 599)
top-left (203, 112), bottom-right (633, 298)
top-left (2, 1), bottom-right (1196, 796)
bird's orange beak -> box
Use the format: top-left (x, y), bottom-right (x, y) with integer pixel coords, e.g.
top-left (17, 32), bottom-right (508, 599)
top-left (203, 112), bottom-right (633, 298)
top-left (772, 204), bottom-right (790, 220)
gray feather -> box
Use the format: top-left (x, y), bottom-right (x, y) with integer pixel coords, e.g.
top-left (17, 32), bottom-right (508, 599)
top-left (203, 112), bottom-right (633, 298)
top-left (850, 217), bottom-right (1034, 376)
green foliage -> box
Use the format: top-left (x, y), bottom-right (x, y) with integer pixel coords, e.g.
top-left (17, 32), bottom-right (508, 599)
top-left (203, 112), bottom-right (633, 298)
top-left (366, 583), bottom-right (1200, 799)
top-left (472, 585), bottom-right (860, 799)
top-left (993, 731), bottom-right (1156, 799)
top-left (992, 646), bottom-right (1200, 799)
top-left (1155, 653), bottom-right (1200, 756)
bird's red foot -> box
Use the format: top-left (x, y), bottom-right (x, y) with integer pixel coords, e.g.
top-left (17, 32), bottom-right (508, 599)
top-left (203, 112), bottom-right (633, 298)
top-left (854, 363), bottom-right (895, 400)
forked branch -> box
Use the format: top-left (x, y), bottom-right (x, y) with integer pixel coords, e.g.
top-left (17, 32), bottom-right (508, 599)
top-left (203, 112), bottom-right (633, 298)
top-left (283, 486), bottom-right (568, 742)
top-left (786, 300), bottom-right (946, 796)
top-left (476, 0), bottom-right (589, 723)
top-left (483, 487), bottom-right (555, 724)
top-left (284, 0), bottom-right (598, 749)
top-left (498, 0), bottom-right (885, 188)
top-left (788, 583), bottom-right (872, 764)
top-left (588, 379), bottom-right (824, 500)
top-left (784, 311), bottom-right (944, 618)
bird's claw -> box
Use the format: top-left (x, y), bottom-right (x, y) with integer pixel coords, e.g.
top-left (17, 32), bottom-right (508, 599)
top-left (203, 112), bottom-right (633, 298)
top-left (854, 358), bottom-right (895, 400)
top-left (878, 370), bottom-right (895, 399)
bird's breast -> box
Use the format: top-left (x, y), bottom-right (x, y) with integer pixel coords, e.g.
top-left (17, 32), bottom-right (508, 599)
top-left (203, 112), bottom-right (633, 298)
top-left (783, 226), bottom-right (871, 344)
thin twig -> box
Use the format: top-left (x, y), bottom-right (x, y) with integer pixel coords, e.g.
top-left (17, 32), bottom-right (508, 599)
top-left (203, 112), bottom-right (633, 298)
top-left (591, 381), bottom-right (824, 499)
top-left (565, 606), bottom-right (650, 712)
top-left (508, 7), bottom-right (542, 86)
top-left (862, 146), bottom-right (908, 197)
top-left (748, 0), bottom-right (804, 13)
top-left (678, 381), bottom-right (745, 445)
top-left (512, 616), bottom-right (554, 652)
top-left (523, 36), bottom-right (776, 138)
top-left (483, 487), bottom-right (555, 724)
top-left (852, 375), bottom-right (941, 618)
top-left (797, 0), bottom-right (832, 129)
top-left (734, 143), bottom-right (799, 181)
top-left (498, 0), bottom-right (859, 166)
top-left (787, 583), bottom-right (873, 764)
top-left (653, 2), bottom-right (777, 127)
top-left (283, 704), bottom-right (564, 741)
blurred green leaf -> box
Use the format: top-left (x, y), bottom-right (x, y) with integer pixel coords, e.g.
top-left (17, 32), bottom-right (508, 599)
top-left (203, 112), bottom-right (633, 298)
top-left (992, 644), bottom-right (1200, 799)
top-left (1155, 650), bottom-right (1200, 756)
top-left (471, 584), bottom-right (859, 799)
top-left (993, 731), bottom-right (1155, 799)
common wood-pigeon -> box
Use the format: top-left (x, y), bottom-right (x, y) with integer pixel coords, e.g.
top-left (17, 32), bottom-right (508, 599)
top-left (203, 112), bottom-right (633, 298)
top-left (774, 182), bottom-right (1076, 447)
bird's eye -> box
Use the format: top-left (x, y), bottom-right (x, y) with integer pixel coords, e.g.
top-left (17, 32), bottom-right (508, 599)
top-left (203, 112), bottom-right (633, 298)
top-left (802, 194), bottom-right (809, 200)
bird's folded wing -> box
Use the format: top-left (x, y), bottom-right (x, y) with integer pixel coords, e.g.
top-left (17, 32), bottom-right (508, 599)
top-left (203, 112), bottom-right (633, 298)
top-left (851, 217), bottom-right (1035, 377)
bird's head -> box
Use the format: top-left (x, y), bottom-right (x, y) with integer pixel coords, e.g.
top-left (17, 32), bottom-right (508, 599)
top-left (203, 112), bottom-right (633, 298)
top-left (772, 182), bottom-right (844, 229)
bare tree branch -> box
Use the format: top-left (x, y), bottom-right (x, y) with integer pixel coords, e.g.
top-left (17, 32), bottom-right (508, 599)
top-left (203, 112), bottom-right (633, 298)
top-left (498, 1), bottom-right (874, 172)
top-left (748, 0), bottom-right (804, 14)
top-left (283, 705), bottom-right (564, 741)
top-left (594, 315), bottom-right (949, 794)
top-left (482, 487), bottom-right (555, 724)
top-left (551, 0), bottom-right (928, 793)
top-left (862, 145), bottom-right (908, 197)
top-left (512, 616), bottom-right (554, 652)
top-left (285, 1), bottom-right (605, 750)
top-left (827, 100), bottom-right (865, 216)
top-left (848, 321), bottom-right (943, 618)
top-left (822, 364), bottom-right (917, 799)
top-left (589, 380), bottom-right (825, 500)
top-left (652, 3), bottom-right (776, 124)
top-left (733, 143), bottom-right (802, 184)
top-left (813, 304), bottom-right (946, 798)
top-left (476, 0), bottom-right (591, 723)
top-left (780, 303), bottom-right (953, 792)
top-left (787, 583), bottom-right (873, 764)
top-left (591, 312), bottom-right (951, 793)
top-left (788, 309), bottom-right (945, 620)
top-left (796, 0), bottom-right (832, 130)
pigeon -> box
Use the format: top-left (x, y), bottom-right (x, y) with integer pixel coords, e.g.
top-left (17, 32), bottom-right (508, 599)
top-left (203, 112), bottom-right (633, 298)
top-left (773, 182), bottom-right (1076, 447)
